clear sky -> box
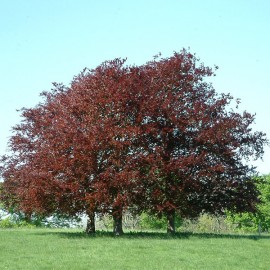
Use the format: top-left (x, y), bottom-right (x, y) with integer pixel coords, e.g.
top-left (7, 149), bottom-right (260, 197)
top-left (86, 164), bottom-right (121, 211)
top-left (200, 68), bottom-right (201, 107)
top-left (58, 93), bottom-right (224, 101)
top-left (0, 0), bottom-right (269, 174)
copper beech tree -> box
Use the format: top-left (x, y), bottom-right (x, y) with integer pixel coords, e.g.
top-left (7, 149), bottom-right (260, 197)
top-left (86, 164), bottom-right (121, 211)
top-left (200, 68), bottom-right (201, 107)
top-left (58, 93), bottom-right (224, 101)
top-left (0, 50), bottom-right (268, 234)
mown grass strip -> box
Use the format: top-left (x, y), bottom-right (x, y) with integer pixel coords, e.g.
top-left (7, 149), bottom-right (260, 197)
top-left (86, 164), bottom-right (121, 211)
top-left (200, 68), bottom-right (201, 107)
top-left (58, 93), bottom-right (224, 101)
top-left (0, 228), bottom-right (269, 269)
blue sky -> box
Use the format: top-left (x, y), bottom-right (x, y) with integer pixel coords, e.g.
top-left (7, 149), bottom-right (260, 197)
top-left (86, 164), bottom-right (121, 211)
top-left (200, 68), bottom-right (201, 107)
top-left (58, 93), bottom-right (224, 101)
top-left (0, 0), bottom-right (269, 174)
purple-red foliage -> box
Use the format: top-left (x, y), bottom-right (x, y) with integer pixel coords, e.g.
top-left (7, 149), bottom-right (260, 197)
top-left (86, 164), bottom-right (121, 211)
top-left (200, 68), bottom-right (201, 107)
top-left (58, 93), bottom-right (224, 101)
top-left (0, 50), bottom-right (267, 221)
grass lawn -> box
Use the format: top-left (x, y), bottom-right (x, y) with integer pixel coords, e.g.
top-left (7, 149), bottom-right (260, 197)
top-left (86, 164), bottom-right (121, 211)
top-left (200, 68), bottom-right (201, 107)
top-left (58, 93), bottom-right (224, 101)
top-left (0, 228), bottom-right (269, 269)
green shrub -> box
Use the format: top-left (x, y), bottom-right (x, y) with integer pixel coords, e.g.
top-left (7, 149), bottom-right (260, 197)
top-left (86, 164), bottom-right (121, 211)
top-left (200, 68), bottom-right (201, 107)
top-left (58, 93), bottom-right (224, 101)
top-left (226, 175), bottom-right (270, 233)
top-left (0, 217), bottom-right (16, 228)
top-left (139, 212), bottom-right (167, 229)
top-left (139, 212), bottom-right (183, 230)
top-left (0, 216), bottom-right (36, 229)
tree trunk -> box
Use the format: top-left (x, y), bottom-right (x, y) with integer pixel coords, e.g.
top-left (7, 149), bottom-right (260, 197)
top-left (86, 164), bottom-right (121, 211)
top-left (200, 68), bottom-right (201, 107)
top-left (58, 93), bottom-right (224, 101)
top-left (113, 211), bottom-right (124, 236)
top-left (24, 212), bottom-right (32, 223)
top-left (86, 211), bottom-right (95, 234)
top-left (167, 210), bottom-right (175, 234)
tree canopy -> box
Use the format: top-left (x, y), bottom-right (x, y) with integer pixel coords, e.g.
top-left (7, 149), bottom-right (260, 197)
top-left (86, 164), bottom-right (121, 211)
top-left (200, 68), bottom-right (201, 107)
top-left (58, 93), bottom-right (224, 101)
top-left (0, 50), bottom-right (268, 234)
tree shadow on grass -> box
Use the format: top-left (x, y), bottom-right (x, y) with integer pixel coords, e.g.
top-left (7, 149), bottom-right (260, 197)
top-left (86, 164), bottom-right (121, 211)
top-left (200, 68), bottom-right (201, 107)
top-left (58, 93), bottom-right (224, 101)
top-left (38, 230), bottom-right (270, 241)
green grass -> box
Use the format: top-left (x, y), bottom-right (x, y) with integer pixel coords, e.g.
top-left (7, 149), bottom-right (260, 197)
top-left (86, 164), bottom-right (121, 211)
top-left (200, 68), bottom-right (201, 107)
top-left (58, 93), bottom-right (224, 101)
top-left (0, 229), bottom-right (269, 269)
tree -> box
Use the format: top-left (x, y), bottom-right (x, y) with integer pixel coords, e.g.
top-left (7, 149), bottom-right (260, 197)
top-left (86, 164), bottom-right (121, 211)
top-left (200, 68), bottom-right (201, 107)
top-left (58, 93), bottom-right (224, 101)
top-left (128, 52), bottom-right (268, 233)
top-left (0, 59), bottom-right (143, 235)
top-left (0, 50), bottom-right (268, 235)
top-left (227, 174), bottom-right (270, 233)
